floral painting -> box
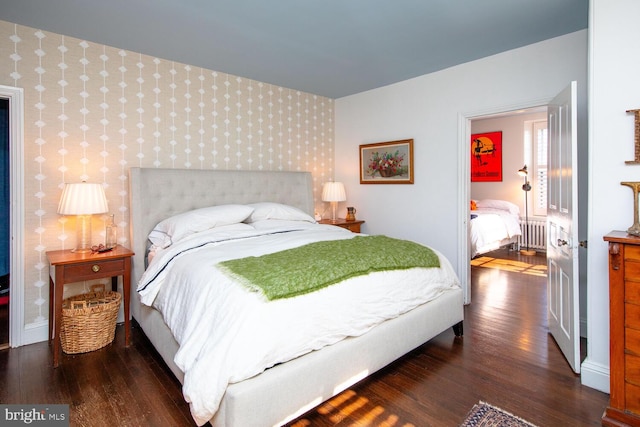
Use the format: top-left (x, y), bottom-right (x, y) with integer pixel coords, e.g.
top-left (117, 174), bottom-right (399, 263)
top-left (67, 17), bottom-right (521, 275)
top-left (360, 139), bottom-right (414, 184)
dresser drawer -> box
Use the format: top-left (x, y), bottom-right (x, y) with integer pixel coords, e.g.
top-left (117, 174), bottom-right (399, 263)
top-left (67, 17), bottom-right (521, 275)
top-left (627, 303), bottom-right (640, 330)
top-left (627, 245), bottom-right (640, 262)
top-left (626, 381), bottom-right (640, 414)
top-left (63, 258), bottom-right (126, 281)
top-left (624, 245), bottom-right (640, 262)
top-left (627, 353), bottom-right (640, 386)
top-left (628, 328), bottom-right (640, 356)
top-left (627, 280), bottom-right (640, 305)
top-left (625, 260), bottom-right (640, 284)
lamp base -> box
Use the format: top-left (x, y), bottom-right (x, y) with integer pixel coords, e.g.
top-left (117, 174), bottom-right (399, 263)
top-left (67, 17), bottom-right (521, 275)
top-left (330, 201), bottom-right (338, 222)
top-left (71, 248), bottom-right (93, 254)
top-left (74, 214), bottom-right (94, 254)
top-left (520, 249), bottom-right (536, 256)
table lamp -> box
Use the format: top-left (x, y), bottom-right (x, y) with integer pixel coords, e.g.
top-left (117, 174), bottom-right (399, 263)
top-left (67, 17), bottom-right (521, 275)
top-left (322, 182), bottom-right (346, 222)
top-left (57, 182), bottom-right (109, 253)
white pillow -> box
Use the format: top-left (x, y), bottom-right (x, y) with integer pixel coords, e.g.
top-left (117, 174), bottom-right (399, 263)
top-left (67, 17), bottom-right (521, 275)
top-left (245, 202), bottom-right (316, 223)
top-left (148, 204), bottom-right (254, 248)
top-left (476, 199), bottom-right (520, 216)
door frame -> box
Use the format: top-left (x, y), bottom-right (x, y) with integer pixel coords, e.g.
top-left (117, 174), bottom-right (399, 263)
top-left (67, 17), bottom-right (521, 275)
top-left (457, 96), bottom-right (552, 304)
top-left (1, 85), bottom-right (24, 347)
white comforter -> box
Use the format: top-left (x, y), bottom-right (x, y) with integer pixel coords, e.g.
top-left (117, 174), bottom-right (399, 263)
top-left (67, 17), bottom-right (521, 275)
top-left (137, 220), bottom-right (461, 425)
top-left (470, 208), bottom-right (522, 257)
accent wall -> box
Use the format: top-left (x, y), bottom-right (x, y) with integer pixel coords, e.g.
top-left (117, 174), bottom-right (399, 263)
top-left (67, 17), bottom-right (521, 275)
top-left (0, 20), bottom-right (334, 336)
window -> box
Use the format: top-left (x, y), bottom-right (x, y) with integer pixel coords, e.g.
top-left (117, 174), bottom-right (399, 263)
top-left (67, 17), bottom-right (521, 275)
top-left (531, 120), bottom-right (547, 216)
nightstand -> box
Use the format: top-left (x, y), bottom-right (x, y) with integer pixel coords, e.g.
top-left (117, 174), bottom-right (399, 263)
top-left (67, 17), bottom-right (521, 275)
top-left (46, 245), bottom-right (135, 367)
top-left (319, 218), bottom-right (365, 233)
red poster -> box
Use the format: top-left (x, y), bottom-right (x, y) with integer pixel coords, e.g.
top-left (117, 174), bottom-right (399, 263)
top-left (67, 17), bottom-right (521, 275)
top-left (471, 131), bottom-right (502, 182)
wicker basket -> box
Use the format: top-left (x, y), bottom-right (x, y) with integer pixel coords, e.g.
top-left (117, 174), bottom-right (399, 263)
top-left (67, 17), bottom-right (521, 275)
top-left (60, 283), bottom-right (121, 354)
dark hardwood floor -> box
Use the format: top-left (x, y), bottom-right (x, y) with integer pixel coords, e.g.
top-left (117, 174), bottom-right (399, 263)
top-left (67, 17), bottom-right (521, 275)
top-left (0, 249), bottom-right (609, 426)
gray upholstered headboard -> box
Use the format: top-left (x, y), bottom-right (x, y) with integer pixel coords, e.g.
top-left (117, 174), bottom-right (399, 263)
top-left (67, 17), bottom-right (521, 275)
top-left (128, 167), bottom-right (314, 293)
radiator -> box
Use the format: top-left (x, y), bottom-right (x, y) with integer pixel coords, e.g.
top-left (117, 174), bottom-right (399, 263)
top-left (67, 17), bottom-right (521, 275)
top-left (518, 219), bottom-right (546, 251)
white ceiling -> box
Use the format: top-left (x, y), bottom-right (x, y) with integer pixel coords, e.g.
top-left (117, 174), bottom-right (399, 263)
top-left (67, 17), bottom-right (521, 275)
top-left (0, 0), bottom-right (588, 98)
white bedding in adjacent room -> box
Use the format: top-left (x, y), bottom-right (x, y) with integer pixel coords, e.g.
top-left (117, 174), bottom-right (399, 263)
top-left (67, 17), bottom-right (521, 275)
top-left (470, 200), bottom-right (522, 258)
top-left (137, 220), bottom-right (461, 425)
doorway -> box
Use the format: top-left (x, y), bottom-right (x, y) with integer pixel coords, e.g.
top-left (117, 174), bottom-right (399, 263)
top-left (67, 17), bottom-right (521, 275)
top-left (459, 99), bottom-right (550, 303)
top-left (461, 84), bottom-right (584, 374)
top-left (0, 84), bottom-right (25, 349)
top-left (469, 107), bottom-right (548, 265)
top-left (0, 98), bottom-right (7, 348)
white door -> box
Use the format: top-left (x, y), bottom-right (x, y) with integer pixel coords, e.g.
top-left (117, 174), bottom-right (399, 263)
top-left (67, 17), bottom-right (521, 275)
top-left (547, 81), bottom-right (580, 373)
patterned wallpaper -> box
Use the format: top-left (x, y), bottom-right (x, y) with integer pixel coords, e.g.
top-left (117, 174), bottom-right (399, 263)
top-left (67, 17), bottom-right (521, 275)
top-left (0, 20), bottom-right (335, 328)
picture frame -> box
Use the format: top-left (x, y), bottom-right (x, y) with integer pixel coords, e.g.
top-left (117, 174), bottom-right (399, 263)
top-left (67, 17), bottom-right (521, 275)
top-left (471, 131), bottom-right (502, 182)
top-left (359, 139), bottom-right (414, 184)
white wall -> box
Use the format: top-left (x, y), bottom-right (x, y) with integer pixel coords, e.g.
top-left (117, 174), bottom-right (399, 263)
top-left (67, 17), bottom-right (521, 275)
top-left (335, 29), bottom-right (593, 385)
top-left (471, 111), bottom-right (547, 218)
top-left (335, 30), bottom-right (586, 276)
top-left (336, 0), bottom-right (640, 394)
top-left (582, 0), bottom-right (640, 392)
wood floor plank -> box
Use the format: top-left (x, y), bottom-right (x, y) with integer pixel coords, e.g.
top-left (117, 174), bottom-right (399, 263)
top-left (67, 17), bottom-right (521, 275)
top-left (0, 249), bottom-right (609, 426)
top-left (290, 249), bottom-right (608, 426)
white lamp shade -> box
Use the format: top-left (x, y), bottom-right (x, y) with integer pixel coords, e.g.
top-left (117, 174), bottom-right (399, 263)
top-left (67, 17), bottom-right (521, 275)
top-left (322, 182), bottom-right (346, 202)
top-left (57, 182), bottom-right (109, 215)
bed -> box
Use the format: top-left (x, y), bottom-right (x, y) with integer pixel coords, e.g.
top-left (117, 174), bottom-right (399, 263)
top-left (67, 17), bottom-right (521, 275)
top-left (470, 199), bottom-right (522, 258)
top-left (129, 167), bottom-right (464, 427)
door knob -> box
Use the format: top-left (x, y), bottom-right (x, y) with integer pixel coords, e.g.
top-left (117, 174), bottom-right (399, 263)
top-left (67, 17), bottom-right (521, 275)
top-left (557, 239), bottom-right (568, 246)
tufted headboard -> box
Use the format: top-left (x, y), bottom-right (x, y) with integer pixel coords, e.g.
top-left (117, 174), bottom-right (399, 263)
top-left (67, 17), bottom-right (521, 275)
top-left (128, 167), bottom-right (314, 298)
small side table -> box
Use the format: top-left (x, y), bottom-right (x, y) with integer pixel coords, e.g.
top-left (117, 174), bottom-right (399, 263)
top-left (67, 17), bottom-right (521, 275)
top-left (319, 218), bottom-right (365, 233)
top-left (46, 245), bottom-right (135, 367)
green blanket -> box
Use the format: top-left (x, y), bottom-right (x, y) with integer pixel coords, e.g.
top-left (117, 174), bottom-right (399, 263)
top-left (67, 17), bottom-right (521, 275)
top-left (217, 235), bottom-right (440, 300)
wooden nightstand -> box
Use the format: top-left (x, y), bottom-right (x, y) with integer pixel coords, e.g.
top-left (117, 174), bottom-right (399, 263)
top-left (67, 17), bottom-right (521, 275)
top-left (46, 245), bottom-right (135, 367)
top-left (319, 218), bottom-right (365, 233)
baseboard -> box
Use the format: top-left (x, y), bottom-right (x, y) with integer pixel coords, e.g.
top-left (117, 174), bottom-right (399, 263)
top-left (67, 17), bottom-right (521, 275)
top-left (581, 357), bottom-right (610, 394)
top-left (21, 321), bottom-right (48, 346)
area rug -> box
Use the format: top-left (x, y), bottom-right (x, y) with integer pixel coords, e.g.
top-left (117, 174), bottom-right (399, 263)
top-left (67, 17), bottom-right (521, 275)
top-left (460, 401), bottom-right (538, 427)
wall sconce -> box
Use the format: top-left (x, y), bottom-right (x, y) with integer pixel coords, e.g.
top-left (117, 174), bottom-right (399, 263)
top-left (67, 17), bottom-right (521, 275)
top-left (57, 182), bottom-right (109, 253)
top-left (517, 166), bottom-right (535, 255)
top-left (322, 182), bottom-right (346, 223)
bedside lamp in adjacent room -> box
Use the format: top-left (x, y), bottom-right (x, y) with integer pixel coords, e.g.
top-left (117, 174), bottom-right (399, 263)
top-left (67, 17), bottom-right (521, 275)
top-left (322, 181), bottom-right (346, 223)
top-left (57, 182), bottom-right (109, 253)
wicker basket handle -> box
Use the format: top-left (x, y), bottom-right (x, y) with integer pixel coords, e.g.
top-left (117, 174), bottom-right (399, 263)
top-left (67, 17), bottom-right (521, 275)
top-left (90, 283), bottom-right (107, 293)
top-left (71, 301), bottom-right (87, 309)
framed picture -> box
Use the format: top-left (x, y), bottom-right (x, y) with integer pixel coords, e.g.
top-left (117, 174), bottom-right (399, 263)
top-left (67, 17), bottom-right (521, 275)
top-left (471, 131), bottom-right (502, 182)
top-left (359, 139), bottom-right (414, 184)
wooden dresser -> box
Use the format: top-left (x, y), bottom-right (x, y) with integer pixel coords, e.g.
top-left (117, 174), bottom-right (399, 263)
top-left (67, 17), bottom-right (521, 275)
top-left (603, 231), bottom-right (640, 426)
